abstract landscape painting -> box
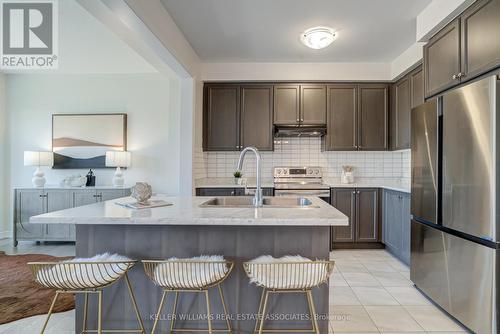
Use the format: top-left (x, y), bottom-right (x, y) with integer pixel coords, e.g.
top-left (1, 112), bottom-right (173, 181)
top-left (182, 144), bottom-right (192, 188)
top-left (52, 114), bottom-right (127, 169)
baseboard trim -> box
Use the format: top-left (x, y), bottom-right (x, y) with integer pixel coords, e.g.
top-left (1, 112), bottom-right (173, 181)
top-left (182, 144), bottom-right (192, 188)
top-left (0, 230), bottom-right (12, 239)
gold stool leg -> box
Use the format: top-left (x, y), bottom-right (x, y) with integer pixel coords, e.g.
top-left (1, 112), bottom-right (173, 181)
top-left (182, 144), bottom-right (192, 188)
top-left (124, 273), bottom-right (146, 334)
top-left (254, 288), bottom-right (266, 333)
top-left (258, 290), bottom-right (270, 334)
top-left (97, 290), bottom-right (103, 334)
top-left (152, 290), bottom-right (168, 334)
top-left (205, 290), bottom-right (213, 334)
top-left (82, 292), bottom-right (89, 333)
top-left (40, 291), bottom-right (59, 334)
top-left (170, 291), bottom-right (179, 333)
top-left (217, 284), bottom-right (232, 333)
top-left (306, 290), bottom-right (320, 334)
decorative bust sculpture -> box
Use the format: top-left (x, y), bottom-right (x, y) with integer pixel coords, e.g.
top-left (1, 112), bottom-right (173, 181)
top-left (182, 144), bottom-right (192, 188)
top-left (131, 182), bottom-right (152, 204)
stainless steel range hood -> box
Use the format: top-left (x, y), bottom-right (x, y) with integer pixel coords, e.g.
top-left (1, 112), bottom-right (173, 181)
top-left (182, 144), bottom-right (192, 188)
top-left (274, 125), bottom-right (326, 137)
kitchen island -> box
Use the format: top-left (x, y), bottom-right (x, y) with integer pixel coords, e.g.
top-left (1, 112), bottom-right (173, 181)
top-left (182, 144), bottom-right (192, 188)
top-left (31, 195), bottom-right (348, 333)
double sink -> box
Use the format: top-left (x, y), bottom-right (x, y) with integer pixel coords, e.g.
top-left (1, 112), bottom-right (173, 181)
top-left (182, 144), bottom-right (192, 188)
top-left (199, 196), bottom-right (318, 208)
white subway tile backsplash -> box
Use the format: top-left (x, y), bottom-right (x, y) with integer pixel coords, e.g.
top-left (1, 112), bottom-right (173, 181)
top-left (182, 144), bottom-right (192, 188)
top-left (193, 138), bottom-right (411, 182)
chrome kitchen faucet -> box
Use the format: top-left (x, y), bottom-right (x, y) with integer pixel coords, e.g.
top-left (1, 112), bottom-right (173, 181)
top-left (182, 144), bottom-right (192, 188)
top-left (237, 146), bottom-right (263, 207)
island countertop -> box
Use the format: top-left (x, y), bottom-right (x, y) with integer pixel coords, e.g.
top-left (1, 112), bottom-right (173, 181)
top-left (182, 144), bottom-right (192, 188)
top-left (30, 195), bottom-right (349, 226)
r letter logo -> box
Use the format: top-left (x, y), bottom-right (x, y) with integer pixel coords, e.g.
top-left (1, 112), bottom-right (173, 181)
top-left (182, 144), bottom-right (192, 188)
top-left (1, 0), bottom-right (58, 70)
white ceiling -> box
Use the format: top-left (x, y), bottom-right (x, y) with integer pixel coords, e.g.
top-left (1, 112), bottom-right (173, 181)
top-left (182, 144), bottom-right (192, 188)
top-left (160, 0), bottom-right (432, 63)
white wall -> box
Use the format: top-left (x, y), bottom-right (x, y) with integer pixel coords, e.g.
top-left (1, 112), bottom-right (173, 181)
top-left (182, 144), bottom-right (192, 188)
top-left (201, 62), bottom-right (392, 81)
top-left (0, 74), bottom-right (8, 236)
top-left (7, 73), bottom-right (181, 194)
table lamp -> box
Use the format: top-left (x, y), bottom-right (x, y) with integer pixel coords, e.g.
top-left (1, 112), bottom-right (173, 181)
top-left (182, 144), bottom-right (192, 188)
top-left (105, 151), bottom-right (131, 187)
top-left (24, 151), bottom-right (53, 187)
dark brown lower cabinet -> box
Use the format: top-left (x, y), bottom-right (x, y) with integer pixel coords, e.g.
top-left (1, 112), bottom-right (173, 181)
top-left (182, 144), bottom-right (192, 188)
top-left (331, 188), bottom-right (381, 249)
top-left (195, 187), bottom-right (274, 197)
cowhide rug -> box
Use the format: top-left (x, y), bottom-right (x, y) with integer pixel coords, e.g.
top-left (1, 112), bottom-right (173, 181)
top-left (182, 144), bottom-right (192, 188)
top-left (0, 251), bottom-right (75, 324)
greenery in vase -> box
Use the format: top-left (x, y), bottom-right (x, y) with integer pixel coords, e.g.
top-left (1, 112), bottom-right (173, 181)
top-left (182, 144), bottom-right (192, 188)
top-left (233, 170), bottom-right (242, 178)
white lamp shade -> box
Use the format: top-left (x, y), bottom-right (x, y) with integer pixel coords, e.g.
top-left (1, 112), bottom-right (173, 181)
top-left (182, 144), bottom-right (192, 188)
top-left (24, 151), bottom-right (53, 167)
top-left (105, 151), bottom-right (131, 167)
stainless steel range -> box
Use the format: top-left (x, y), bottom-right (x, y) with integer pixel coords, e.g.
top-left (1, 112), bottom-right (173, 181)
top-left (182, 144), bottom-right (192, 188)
top-left (273, 167), bottom-right (330, 201)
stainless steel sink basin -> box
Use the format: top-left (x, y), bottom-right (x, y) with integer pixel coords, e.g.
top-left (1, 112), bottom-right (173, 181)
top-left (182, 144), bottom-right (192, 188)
top-left (199, 196), bottom-right (318, 208)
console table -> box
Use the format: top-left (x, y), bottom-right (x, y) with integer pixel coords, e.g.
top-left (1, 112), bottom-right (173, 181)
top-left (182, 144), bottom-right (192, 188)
top-left (13, 187), bottom-right (130, 246)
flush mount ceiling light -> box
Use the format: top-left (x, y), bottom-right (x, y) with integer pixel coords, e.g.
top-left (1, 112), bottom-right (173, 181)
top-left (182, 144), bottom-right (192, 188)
top-left (300, 26), bottom-right (336, 50)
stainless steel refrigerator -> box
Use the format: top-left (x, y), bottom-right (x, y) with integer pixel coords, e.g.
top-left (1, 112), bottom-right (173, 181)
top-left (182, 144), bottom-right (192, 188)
top-left (411, 74), bottom-right (499, 334)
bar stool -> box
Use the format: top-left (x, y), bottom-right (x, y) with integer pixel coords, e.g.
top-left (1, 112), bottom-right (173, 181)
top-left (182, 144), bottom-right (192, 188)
top-left (28, 253), bottom-right (145, 334)
top-left (142, 256), bottom-right (234, 334)
top-left (243, 255), bottom-right (335, 334)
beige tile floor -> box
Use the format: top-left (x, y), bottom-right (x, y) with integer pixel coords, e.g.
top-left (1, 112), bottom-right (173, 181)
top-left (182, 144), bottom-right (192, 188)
top-left (0, 240), bottom-right (470, 333)
top-left (328, 249), bottom-right (469, 333)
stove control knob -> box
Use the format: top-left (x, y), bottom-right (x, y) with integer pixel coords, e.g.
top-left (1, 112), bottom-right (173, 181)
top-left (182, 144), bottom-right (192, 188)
top-left (308, 169), bottom-right (313, 174)
top-left (284, 170), bottom-right (288, 174)
top-left (276, 169), bottom-right (282, 174)
top-left (314, 170), bottom-right (319, 175)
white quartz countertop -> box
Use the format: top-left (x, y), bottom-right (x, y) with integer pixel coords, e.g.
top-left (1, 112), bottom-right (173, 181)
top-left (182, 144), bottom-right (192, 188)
top-left (195, 178), bottom-right (410, 193)
top-left (30, 195), bottom-right (349, 226)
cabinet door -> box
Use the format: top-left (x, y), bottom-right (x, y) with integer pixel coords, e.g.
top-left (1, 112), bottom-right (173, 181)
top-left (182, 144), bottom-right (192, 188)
top-left (274, 84), bottom-right (300, 125)
top-left (383, 191), bottom-right (402, 252)
top-left (331, 188), bottom-right (356, 243)
top-left (300, 84), bottom-right (327, 125)
top-left (45, 190), bottom-right (72, 239)
top-left (424, 20), bottom-right (461, 97)
top-left (204, 85), bottom-right (240, 151)
top-left (73, 190), bottom-right (98, 207)
top-left (99, 189), bottom-right (127, 201)
top-left (358, 84), bottom-right (389, 150)
top-left (461, 0), bottom-right (500, 79)
top-left (16, 190), bottom-right (44, 239)
top-left (196, 188), bottom-right (238, 196)
top-left (355, 189), bottom-right (379, 242)
top-left (325, 84), bottom-right (357, 150)
top-left (410, 66), bottom-right (424, 109)
top-left (241, 85), bottom-right (274, 150)
top-left (401, 193), bottom-right (411, 265)
top-left (393, 77), bottom-right (411, 150)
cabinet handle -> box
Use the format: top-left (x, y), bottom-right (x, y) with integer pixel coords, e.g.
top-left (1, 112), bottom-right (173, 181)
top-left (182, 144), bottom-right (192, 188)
top-left (296, 118), bottom-right (300, 122)
top-left (352, 191), bottom-right (356, 194)
top-left (230, 191), bottom-right (235, 195)
top-left (458, 72), bottom-right (465, 78)
top-left (357, 191), bottom-right (360, 194)
top-left (300, 118), bottom-right (304, 122)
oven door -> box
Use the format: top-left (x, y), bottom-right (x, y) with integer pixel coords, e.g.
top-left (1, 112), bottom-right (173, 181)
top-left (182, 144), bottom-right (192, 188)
top-left (274, 189), bottom-right (331, 204)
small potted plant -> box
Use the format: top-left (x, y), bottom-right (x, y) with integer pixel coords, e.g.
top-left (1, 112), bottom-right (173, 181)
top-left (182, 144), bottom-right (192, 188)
top-left (233, 170), bottom-right (243, 185)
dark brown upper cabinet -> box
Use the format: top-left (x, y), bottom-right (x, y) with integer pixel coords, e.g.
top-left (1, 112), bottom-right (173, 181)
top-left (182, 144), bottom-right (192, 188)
top-left (461, 0), bottom-right (500, 80)
top-left (410, 66), bottom-right (424, 108)
top-left (203, 84), bottom-right (240, 151)
top-left (390, 65), bottom-right (424, 151)
top-left (424, 0), bottom-right (500, 98)
top-left (325, 84), bottom-right (357, 150)
top-left (424, 20), bottom-right (461, 98)
top-left (274, 84), bottom-right (326, 126)
top-left (358, 84), bottom-right (389, 151)
top-left (273, 84), bottom-right (300, 125)
top-left (324, 83), bottom-right (388, 151)
top-left (300, 84), bottom-right (327, 125)
top-left (391, 76), bottom-right (411, 150)
top-left (203, 84), bottom-right (273, 151)
top-left (240, 85), bottom-right (274, 150)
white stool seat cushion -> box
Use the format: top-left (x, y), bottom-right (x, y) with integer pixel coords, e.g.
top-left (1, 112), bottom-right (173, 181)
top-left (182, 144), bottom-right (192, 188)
top-left (246, 255), bottom-right (330, 289)
top-left (36, 253), bottom-right (132, 289)
top-left (152, 255), bottom-right (228, 289)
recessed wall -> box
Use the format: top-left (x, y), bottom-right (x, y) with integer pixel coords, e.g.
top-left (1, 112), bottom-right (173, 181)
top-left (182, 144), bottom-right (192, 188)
top-left (7, 73), bottom-right (181, 193)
